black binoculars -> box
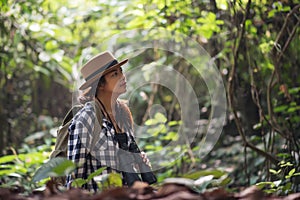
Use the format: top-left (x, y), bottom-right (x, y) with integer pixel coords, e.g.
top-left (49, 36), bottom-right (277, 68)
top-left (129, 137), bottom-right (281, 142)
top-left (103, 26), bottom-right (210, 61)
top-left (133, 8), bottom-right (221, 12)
top-left (116, 135), bottom-right (157, 186)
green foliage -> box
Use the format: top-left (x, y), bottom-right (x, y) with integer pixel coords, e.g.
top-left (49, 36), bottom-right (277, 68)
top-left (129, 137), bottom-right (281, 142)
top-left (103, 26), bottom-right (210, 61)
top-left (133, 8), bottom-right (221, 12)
top-left (70, 167), bottom-right (123, 189)
top-left (0, 145), bottom-right (51, 193)
top-left (140, 112), bottom-right (182, 157)
top-left (72, 167), bottom-right (116, 188)
top-left (182, 169), bottom-right (231, 192)
top-left (1, 0), bottom-right (299, 196)
top-left (96, 172), bottom-right (123, 189)
top-left (32, 157), bottom-right (76, 183)
top-left (196, 12), bottom-right (224, 39)
top-left (160, 169), bottom-right (231, 193)
top-left (123, 0), bottom-right (224, 39)
top-left (256, 160), bottom-right (300, 195)
top-left (267, 2), bottom-right (291, 18)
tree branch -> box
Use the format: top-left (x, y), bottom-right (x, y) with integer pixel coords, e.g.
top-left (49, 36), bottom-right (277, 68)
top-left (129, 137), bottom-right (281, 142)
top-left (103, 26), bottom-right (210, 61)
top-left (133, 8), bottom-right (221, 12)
top-left (271, 4), bottom-right (300, 84)
top-left (265, 5), bottom-right (300, 143)
top-left (272, 4), bottom-right (300, 57)
top-left (142, 83), bottom-right (159, 124)
top-left (228, 0), bottom-right (279, 165)
top-left (278, 19), bottom-right (300, 61)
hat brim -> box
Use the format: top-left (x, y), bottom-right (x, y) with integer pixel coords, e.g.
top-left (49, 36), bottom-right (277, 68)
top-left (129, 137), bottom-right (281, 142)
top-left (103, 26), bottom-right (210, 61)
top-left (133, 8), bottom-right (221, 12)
top-left (79, 58), bottom-right (128, 90)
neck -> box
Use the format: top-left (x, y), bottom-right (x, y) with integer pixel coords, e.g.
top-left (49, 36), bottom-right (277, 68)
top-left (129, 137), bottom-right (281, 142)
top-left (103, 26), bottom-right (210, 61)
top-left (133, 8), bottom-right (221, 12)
top-left (96, 92), bottom-right (118, 114)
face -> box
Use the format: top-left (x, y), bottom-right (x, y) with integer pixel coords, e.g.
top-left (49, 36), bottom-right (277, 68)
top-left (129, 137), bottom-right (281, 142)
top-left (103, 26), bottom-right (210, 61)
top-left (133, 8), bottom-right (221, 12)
top-left (101, 67), bottom-right (127, 95)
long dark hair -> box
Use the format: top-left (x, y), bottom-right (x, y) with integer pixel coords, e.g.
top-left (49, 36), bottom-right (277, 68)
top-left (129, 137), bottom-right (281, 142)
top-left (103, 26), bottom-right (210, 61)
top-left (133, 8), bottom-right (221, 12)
top-left (115, 100), bottom-right (134, 132)
top-left (78, 76), bottom-right (106, 104)
top-left (79, 75), bottom-right (134, 132)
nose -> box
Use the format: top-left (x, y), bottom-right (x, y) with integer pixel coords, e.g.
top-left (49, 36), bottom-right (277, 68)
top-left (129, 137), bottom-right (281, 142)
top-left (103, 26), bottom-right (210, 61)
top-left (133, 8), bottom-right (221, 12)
top-left (120, 72), bottom-right (126, 81)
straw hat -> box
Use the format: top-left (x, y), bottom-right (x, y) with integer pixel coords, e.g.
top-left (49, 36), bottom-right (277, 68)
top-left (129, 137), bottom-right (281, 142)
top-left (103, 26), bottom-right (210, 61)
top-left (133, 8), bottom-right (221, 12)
top-left (79, 51), bottom-right (128, 90)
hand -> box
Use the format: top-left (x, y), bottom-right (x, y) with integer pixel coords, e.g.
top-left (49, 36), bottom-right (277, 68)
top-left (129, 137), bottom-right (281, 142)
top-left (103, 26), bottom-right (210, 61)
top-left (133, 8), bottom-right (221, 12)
top-left (140, 151), bottom-right (151, 167)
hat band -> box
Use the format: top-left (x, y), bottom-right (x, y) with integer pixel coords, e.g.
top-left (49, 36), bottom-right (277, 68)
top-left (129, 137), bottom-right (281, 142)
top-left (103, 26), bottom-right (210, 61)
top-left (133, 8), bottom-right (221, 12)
top-left (85, 59), bottom-right (118, 81)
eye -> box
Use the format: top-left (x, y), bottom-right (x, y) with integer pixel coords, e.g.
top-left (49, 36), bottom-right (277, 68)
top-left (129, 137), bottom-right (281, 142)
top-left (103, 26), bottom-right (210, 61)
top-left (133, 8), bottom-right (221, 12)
top-left (111, 71), bottom-right (118, 77)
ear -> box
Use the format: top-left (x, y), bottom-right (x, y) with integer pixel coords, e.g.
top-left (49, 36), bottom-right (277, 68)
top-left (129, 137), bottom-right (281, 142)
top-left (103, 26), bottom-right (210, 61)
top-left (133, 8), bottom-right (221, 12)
top-left (97, 79), bottom-right (106, 88)
top-left (98, 84), bottom-right (105, 91)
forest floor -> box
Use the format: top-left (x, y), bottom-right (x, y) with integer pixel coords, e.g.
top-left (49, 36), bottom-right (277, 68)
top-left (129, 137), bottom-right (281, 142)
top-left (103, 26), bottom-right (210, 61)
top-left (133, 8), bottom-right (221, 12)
top-left (1, 180), bottom-right (300, 200)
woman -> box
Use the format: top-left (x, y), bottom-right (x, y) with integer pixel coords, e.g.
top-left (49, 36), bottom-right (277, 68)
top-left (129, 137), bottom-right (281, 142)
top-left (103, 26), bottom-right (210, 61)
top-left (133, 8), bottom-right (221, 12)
top-left (66, 51), bottom-right (156, 192)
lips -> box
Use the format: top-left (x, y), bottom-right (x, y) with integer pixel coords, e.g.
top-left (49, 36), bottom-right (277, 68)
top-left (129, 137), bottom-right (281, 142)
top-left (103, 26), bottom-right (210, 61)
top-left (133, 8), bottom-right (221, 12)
top-left (120, 81), bottom-right (127, 87)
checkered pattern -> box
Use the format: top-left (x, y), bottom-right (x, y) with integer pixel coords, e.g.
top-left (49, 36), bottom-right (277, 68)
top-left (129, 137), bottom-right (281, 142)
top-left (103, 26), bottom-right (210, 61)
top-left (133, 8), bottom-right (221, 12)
top-left (66, 101), bottom-right (133, 192)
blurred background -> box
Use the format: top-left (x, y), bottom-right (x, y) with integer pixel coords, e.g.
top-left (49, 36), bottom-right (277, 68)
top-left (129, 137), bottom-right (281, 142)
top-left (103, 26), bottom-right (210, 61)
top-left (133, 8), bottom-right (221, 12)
top-left (0, 0), bottom-right (299, 195)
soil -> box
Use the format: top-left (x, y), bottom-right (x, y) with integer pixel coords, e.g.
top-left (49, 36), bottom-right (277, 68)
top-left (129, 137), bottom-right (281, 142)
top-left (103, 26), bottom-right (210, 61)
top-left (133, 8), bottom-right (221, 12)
top-left (1, 180), bottom-right (300, 200)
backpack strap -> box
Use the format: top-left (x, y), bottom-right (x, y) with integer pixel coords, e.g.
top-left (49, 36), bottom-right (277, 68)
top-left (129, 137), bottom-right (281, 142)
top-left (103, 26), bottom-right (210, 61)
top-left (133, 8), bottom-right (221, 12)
top-left (94, 99), bottom-right (103, 126)
top-left (89, 99), bottom-right (103, 152)
top-left (62, 104), bottom-right (83, 126)
top-left (50, 104), bottom-right (84, 159)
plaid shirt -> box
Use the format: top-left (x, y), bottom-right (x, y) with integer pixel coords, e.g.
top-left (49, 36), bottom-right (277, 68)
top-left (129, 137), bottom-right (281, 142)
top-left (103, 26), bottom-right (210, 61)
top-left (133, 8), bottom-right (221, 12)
top-left (66, 101), bottom-right (133, 192)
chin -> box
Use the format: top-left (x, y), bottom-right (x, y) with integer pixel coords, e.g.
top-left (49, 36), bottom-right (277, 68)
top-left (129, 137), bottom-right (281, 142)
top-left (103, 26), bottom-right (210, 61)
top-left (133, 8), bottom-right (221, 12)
top-left (121, 89), bottom-right (127, 94)
top-left (114, 89), bottom-right (126, 96)
top-left (120, 86), bottom-right (127, 93)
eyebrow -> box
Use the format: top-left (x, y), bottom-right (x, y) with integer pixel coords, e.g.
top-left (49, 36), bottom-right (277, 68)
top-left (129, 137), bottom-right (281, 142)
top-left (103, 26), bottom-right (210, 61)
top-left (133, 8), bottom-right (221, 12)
top-left (108, 67), bottom-right (122, 75)
top-left (109, 69), bottom-right (117, 74)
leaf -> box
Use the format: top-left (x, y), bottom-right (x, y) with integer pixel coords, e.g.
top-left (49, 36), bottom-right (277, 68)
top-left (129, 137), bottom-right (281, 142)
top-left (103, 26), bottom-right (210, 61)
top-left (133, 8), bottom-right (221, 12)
top-left (168, 121), bottom-right (181, 126)
top-left (24, 131), bottom-right (47, 143)
top-left (72, 178), bottom-right (87, 187)
top-left (51, 49), bottom-right (64, 62)
top-left (288, 87), bottom-right (300, 95)
top-left (285, 168), bottom-right (296, 179)
top-left (98, 173), bottom-right (123, 189)
top-left (33, 65), bottom-right (50, 76)
top-left (273, 180), bottom-right (281, 187)
top-left (86, 167), bottom-right (106, 182)
top-left (253, 123), bottom-right (262, 130)
top-left (163, 177), bottom-right (195, 187)
top-left (279, 161), bottom-right (293, 167)
top-left (274, 105), bottom-right (288, 113)
top-left (0, 155), bottom-right (18, 164)
top-left (145, 119), bottom-right (157, 126)
top-left (51, 159), bottom-right (77, 176)
top-left (282, 6), bottom-right (291, 12)
top-left (268, 10), bottom-right (276, 18)
top-left (259, 41), bottom-right (275, 54)
top-left (45, 40), bottom-right (58, 50)
top-left (155, 113), bottom-right (167, 123)
top-left (194, 175), bottom-right (214, 185)
top-left (29, 23), bottom-right (41, 32)
top-left (105, 172), bottom-right (123, 187)
top-left (182, 169), bottom-right (226, 179)
top-left (53, 27), bottom-right (73, 43)
top-left (0, 169), bottom-right (15, 176)
top-left (32, 157), bottom-right (76, 183)
top-left (163, 131), bottom-right (178, 141)
top-left (276, 153), bottom-right (290, 159)
top-left (219, 175), bottom-right (232, 186)
top-left (256, 181), bottom-right (275, 189)
top-left (38, 52), bottom-right (51, 62)
top-left (5, 172), bottom-right (23, 178)
top-left (287, 106), bottom-right (300, 113)
top-left (269, 168), bottom-right (281, 175)
top-left (282, 182), bottom-right (292, 191)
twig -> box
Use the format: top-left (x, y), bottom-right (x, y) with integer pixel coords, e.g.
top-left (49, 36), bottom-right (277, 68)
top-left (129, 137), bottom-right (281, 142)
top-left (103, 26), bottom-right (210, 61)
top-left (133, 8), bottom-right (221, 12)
top-left (278, 19), bottom-right (300, 61)
top-left (272, 4), bottom-right (300, 56)
top-left (228, 0), bottom-right (279, 165)
top-left (142, 83), bottom-right (159, 124)
top-left (272, 4), bottom-right (300, 83)
top-left (266, 5), bottom-right (300, 142)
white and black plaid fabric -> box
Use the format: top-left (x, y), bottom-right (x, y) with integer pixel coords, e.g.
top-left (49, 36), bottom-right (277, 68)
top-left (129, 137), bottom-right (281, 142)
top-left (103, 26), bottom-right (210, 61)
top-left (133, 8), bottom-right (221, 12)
top-left (66, 101), bottom-right (133, 192)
